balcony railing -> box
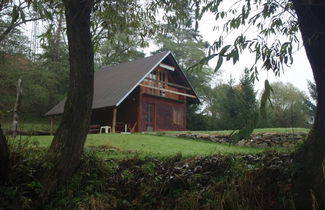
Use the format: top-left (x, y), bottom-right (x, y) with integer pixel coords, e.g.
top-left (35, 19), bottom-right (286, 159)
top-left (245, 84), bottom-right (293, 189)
top-left (140, 80), bottom-right (196, 101)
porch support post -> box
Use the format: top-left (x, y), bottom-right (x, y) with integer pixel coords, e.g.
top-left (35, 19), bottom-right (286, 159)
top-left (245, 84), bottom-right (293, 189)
top-left (137, 91), bottom-right (142, 132)
top-left (112, 106), bottom-right (117, 133)
top-left (50, 116), bottom-right (54, 135)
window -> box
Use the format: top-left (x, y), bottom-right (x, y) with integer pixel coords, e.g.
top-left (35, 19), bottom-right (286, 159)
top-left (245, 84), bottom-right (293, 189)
top-left (148, 72), bottom-right (156, 94)
top-left (144, 69), bottom-right (168, 96)
top-left (145, 103), bottom-right (154, 131)
top-left (159, 71), bottom-right (167, 96)
top-left (173, 109), bottom-right (183, 125)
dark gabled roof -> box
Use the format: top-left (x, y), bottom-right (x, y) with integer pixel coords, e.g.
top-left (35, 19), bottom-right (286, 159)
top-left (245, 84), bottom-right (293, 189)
top-left (45, 51), bottom-right (199, 116)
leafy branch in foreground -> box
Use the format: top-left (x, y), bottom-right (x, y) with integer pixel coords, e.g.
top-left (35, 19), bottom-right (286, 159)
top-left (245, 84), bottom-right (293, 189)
top-left (195, 0), bottom-right (299, 77)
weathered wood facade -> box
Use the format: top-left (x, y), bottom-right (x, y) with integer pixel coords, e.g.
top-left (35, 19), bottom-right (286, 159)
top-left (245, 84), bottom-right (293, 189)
top-left (46, 51), bottom-right (199, 133)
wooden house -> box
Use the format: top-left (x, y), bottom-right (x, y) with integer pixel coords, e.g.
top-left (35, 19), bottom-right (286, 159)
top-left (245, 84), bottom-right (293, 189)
top-left (45, 51), bottom-right (200, 133)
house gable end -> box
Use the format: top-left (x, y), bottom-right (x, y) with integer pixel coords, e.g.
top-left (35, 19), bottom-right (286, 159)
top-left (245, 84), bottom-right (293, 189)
top-left (115, 51), bottom-right (171, 106)
top-left (136, 53), bottom-right (200, 104)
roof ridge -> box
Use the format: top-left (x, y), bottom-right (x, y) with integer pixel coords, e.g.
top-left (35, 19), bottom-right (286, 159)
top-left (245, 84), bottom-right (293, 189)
top-left (100, 51), bottom-right (170, 70)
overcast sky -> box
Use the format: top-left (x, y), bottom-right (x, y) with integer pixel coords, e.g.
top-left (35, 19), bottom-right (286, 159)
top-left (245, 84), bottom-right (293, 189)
top-left (197, 9), bottom-right (314, 95)
top-left (23, 3), bottom-right (314, 95)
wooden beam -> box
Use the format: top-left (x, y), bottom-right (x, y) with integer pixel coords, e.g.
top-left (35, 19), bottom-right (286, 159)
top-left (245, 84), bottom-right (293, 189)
top-left (139, 84), bottom-right (197, 98)
top-left (112, 106), bottom-right (117, 133)
top-left (168, 82), bottom-right (191, 90)
top-left (159, 63), bottom-right (175, 71)
top-left (144, 77), bottom-right (191, 90)
top-left (137, 92), bottom-right (142, 132)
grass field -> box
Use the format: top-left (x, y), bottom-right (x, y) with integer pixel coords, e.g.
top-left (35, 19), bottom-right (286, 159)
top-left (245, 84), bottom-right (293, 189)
top-left (12, 126), bottom-right (307, 159)
top-left (3, 119), bottom-right (309, 135)
top-left (26, 133), bottom-right (266, 159)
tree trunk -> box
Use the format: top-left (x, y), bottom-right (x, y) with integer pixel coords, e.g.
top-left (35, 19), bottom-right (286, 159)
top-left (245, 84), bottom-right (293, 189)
top-left (11, 78), bottom-right (22, 138)
top-left (41, 0), bottom-right (94, 199)
top-left (291, 1), bottom-right (325, 209)
top-left (0, 124), bottom-right (9, 183)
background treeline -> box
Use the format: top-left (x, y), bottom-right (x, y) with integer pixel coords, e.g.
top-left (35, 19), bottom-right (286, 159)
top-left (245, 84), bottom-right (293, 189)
top-left (0, 15), bottom-right (315, 130)
top-left (188, 78), bottom-right (316, 131)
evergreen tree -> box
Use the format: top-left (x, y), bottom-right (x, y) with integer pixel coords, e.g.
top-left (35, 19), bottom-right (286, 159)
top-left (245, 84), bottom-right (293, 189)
top-left (232, 69), bottom-right (258, 141)
top-left (207, 78), bottom-right (242, 130)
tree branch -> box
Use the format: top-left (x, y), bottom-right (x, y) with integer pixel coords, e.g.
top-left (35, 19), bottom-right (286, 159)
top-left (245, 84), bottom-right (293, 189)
top-left (0, 17), bottom-right (41, 43)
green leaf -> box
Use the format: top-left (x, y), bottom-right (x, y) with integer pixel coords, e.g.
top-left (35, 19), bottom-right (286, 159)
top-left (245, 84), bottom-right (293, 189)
top-left (232, 47), bottom-right (239, 64)
top-left (260, 79), bottom-right (273, 118)
top-left (12, 5), bottom-right (19, 23)
top-left (215, 56), bottom-right (223, 72)
top-left (219, 45), bottom-right (231, 55)
top-left (19, 8), bottom-right (26, 22)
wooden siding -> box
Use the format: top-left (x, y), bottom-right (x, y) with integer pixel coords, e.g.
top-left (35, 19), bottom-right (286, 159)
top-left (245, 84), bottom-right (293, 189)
top-left (140, 94), bottom-right (187, 131)
top-left (90, 89), bottom-right (139, 132)
top-left (90, 65), bottom-right (193, 132)
top-left (140, 66), bottom-right (190, 101)
top-left (89, 87), bottom-right (187, 132)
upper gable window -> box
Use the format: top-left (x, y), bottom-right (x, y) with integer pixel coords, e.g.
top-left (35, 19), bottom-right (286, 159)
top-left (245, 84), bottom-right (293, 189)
top-left (158, 70), bottom-right (167, 96)
top-left (148, 71), bottom-right (156, 80)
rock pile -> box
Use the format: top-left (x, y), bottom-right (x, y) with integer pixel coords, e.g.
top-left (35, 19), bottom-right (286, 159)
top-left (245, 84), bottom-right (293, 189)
top-left (176, 132), bottom-right (307, 148)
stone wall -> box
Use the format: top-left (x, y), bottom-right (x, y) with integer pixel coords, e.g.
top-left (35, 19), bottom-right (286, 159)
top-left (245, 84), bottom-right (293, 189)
top-left (176, 132), bottom-right (307, 148)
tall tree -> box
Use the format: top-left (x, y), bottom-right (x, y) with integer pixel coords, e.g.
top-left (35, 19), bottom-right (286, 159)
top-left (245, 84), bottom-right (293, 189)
top-left (0, 123), bottom-right (9, 183)
top-left (259, 81), bottom-right (310, 128)
top-left (205, 71), bottom-right (258, 134)
top-left (205, 78), bottom-right (243, 130)
top-left (291, 1), bottom-right (325, 208)
top-left (91, 0), bottom-right (159, 68)
top-left (39, 13), bottom-right (70, 107)
top-left (41, 0), bottom-right (94, 199)
top-left (233, 68), bottom-right (258, 141)
top-left (194, 0), bottom-right (325, 207)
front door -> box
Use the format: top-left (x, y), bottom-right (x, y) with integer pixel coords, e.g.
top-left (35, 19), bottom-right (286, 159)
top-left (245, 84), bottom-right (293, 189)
top-left (145, 103), bottom-right (155, 131)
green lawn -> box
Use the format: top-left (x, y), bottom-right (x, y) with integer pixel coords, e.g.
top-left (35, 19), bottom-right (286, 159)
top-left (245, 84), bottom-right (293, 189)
top-left (4, 120), bottom-right (309, 135)
top-left (17, 127), bottom-right (308, 159)
top-left (28, 133), bottom-right (265, 159)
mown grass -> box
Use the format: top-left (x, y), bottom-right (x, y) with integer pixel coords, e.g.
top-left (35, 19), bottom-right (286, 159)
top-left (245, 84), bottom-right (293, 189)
top-left (21, 127), bottom-right (308, 159)
top-left (29, 133), bottom-right (265, 159)
top-left (4, 119), bottom-right (309, 135)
